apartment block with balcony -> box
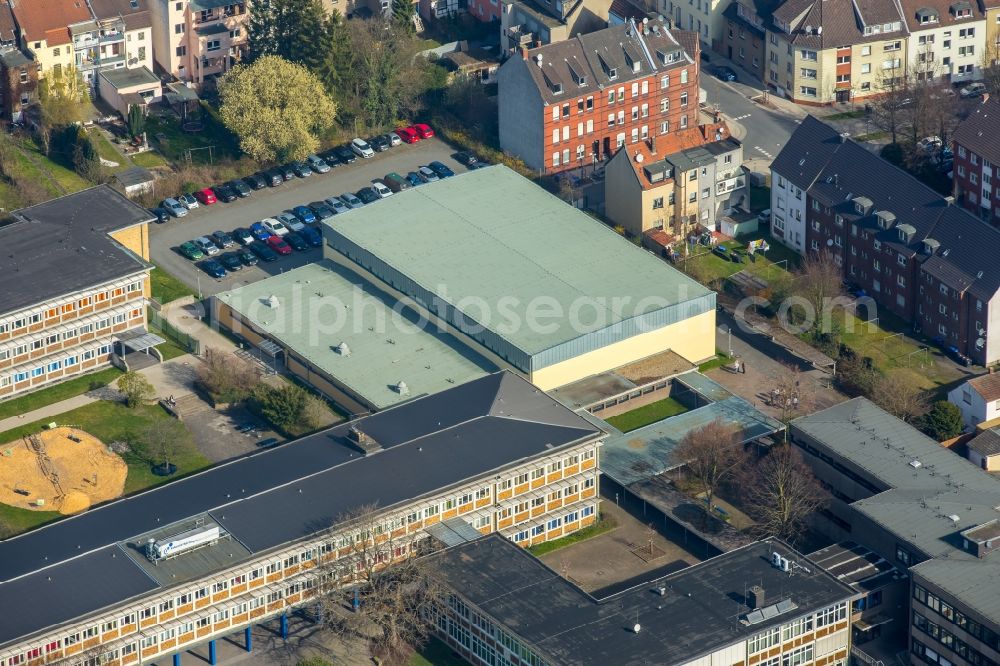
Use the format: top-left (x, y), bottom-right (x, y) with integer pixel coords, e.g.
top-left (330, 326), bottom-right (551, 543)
top-left (953, 95), bottom-right (1000, 225)
top-left (900, 0), bottom-right (986, 83)
top-left (68, 0), bottom-right (154, 91)
top-left (765, 0), bottom-right (908, 104)
top-left (0, 186), bottom-right (153, 400)
top-left (0, 371), bottom-right (604, 666)
top-left (150, 0), bottom-right (247, 84)
top-left (498, 18), bottom-right (701, 173)
top-left (771, 117), bottom-right (1000, 366)
top-left (11, 0), bottom-right (93, 80)
top-left (791, 398), bottom-right (1000, 666)
top-left (499, 0), bottom-right (611, 53)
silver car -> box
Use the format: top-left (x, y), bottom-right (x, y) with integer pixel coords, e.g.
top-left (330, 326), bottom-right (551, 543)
top-left (162, 198), bottom-right (188, 218)
top-left (324, 197), bottom-right (350, 214)
top-left (306, 154), bottom-right (331, 173)
top-left (178, 193), bottom-right (200, 210)
top-left (194, 236), bottom-right (220, 256)
top-left (339, 192), bottom-right (364, 209)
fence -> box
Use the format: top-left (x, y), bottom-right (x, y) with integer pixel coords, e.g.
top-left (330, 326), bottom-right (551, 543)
top-left (148, 309), bottom-right (201, 355)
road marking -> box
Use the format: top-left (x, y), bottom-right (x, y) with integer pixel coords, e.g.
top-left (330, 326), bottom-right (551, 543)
top-left (754, 146), bottom-right (774, 158)
top-left (732, 113), bottom-right (752, 120)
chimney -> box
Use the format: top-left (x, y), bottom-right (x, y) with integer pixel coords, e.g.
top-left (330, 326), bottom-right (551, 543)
top-left (520, 46), bottom-right (529, 60)
top-left (649, 135), bottom-right (657, 154)
top-left (749, 585), bottom-right (766, 610)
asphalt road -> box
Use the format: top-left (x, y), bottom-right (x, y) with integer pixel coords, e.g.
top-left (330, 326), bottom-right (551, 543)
top-left (149, 137), bottom-right (470, 297)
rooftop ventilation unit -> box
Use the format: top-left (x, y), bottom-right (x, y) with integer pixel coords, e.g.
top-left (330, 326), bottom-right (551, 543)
top-left (346, 426), bottom-right (382, 455)
top-left (395, 380), bottom-right (410, 395)
top-left (909, 459), bottom-right (923, 469)
top-left (145, 525), bottom-right (221, 562)
top-left (265, 295), bottom-right (280, 308)
top-left (334, 342), bottom-right (351, 356)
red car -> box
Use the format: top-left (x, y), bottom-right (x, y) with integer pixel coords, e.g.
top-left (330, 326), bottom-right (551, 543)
top-left (266, 235), bottom-right (293, 255)
top-left (412, 123), bottom-right (434, 139)
top-left (395, 126), bottom-right (420, 144)
top-left (194, 188), bottom-right (217, 205)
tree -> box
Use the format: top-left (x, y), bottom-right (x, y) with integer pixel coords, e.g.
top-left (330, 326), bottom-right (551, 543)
top-left (983, 40), bottom-right (1000, 95)
top-left (127, 104), bottom-right (145, 139)
top-left (392, 0), bottom-right (416, 34)
top-left (117, 371), bottom-right (155, 408)
top-left (868, 64), bottom-right (911, 145)
top-left (133, 419), bottom-right (192, 475)
top-left (770, 363), bottom-right (811, 424)
top-left (219, 56), bottom-right (336, 162)
top-left (246, 0), bottom-right (281, 62)
top-left (255, 383), bottom-right (309, 430)
top-left (740, 445), bottom-right (825, 542)
top-left (317, 11), bottom-right (354, 95)
top-left (286, 0), bottom-right (334, 73)
top-left (316, 504), bottom-right (445, 664)
top-left (871, 370), bottom-right (930, 422)
top-left (37, 65), bottom-right (86, 155)
top-left (789, 250), bottom-right (844, 336)
top-left (918, 400), bottom-right (964, 441)
top-left (669, 419), bottom-right (746, 516)
top-left (197, 347), bottom-right (261, 403)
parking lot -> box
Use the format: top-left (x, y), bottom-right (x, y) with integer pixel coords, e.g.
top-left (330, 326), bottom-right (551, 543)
top-left (149, 137), bottom-right (471, 296)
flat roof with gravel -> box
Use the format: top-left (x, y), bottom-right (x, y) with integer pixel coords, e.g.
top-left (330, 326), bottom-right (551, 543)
top-left (323, 165), bottom-right (714, 373)
top-left (214, 260), bottom-right (497, 410)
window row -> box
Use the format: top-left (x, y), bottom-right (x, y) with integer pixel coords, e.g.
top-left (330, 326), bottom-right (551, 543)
top-left (0, 308), bottom-right (141, 361)
top-left (0, 280), bottom-right (143, 335)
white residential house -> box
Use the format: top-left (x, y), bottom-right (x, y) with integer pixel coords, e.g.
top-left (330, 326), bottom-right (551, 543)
top-left (903, 0), bottom-right (986, 83)
top-left (769, 170), bottom-right (806, 253)
top-left (948, 371), bottom-right (1000, 428)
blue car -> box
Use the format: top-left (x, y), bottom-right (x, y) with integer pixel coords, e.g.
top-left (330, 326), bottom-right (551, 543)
top-left (300, 226), bottom-right (323, 247)
top-left (292, 205), bottom-right (316, 224)
top-left (406, 171), bottom-right (423, 187)
top-left (199, 259), bottom-right (226, 278)
top-left (249, 221), bottom-right (271, 241)
top-left (428, 161), bottom-right (455, 178)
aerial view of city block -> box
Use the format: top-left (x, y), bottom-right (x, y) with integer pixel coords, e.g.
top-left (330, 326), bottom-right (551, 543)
top-left (0, 0), bottom-right (997, 663)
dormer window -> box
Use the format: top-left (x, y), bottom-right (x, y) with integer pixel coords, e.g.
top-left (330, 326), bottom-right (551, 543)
top-left (551, 82), bottom-right (563, 94)
top-left (608, 67), bottom-right (617, 80)
top-left (950, 1), bottom-right (972, 17)
top-left (916, 7), bottom-right (938, 23)
top-left (632, 59), bottom-right (641, 73)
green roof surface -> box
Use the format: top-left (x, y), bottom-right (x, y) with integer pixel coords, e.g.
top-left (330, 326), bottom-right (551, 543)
top-left (214, 260), bottom-right (497, 410)
top-left (323, 166), bottom-right (713, 369)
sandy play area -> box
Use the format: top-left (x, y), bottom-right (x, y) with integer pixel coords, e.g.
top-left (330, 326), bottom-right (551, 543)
top-left (0, 426), bottom-right (127, 515)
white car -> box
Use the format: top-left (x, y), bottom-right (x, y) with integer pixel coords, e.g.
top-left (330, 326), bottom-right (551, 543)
top-left (178, 193), bottom-right (199, 210)
top-left (325, 197), bottom-right (350, 214)
top-left (351, 137), bottom-right (374, 159)
top-left (371, 180), bottom-right (393, 198)
top-left (339, 192), bottom-right (364, 209)
top-left (277, 212), bottom-right (305, 232)
top-left (194, 236), bottom-right (220, 256)
top-left (386, 132), bottom-right (402, 147)
top-left (917, 136), bottom-right (942, 152)
top-left (960, 82), bottom-right (987, 98)
top-left (261, 217), bottom-right (290, 237)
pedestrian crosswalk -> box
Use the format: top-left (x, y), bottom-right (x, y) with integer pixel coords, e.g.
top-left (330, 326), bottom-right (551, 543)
top-left (732, 113), bottom-right (752, 121)
top-left (754, 145), bottom-right (774, 158)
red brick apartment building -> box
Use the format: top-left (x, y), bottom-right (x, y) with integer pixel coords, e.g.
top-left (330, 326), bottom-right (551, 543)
top-left (497, 17), bottom-right (702, 174)
top-left (771, 117), bottom-right (1000, 366)
top-left (953, 96), bottom-right (1000, 225)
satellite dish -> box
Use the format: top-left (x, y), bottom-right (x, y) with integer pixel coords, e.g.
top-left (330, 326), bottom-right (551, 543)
top-left (635, 153), bottom-right (644, 162)
top-left (826, 238), bottom-right (834, 246)
top-left (633, 623), bottom-right (642, 633)
top-left (976, 338), bottom-right (985, 349)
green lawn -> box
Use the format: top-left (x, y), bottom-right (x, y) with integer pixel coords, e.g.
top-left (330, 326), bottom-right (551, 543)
top-left (0, 367), bottom-right (122, 420)
top-left (0, 401), bottom-right (210, 500)
top-left (854, 131), bottom-right (888, 142)
top-left (604, 397), bottom-right (688, 432)
top-left (409, 638), bottom-right (468, 666)
top-left (0, 502), bottom-right (62, 538)
top-left (825, 110), bottom-right (866, 120)
top-left (87, 129), bottom-right (132, 173)
top-left (527, 515), bottom-right (617, 557)
top-left (680, 234), bottom-right (797, 288)
top-left (146, 106), bottom-right (240, 163)
top-left (15, 138), bottom-right (91, 193)
top-left (131, 150), bottom-right (170, 169)
top-left (151, 267), bottom-right (197, 304)
top-left (154, 337), bottom-right (189, 361)
top-left (698, 352), bottom-right (733, 373)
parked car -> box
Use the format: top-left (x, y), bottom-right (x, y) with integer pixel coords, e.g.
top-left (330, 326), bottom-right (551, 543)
top-left (162, 198), bottom-right (188, 217)
top-left (199, 259), bottom-right (227, 278)
top-left (371, 180), bottom-right (393, 198)
top-left (178, 193), bottom-right (200, 209)
top-left (263, 168), bottom-right (284, 186)
top-left (291, 205), bottom-right (316, 224)
top-left (278, 211), bottom-right (305, 231)
top-left (278, 163), bottom-right (297, 180)
top-left (284, 231), bottom-right (308, 251)
top-left (369, 135), bottom-right (390, 152)
top-left (194, 188), bottom-right (217, 205)
top-left (412, 123), bottom-right (434, 139)
top-left (257, 437), bottom-right (280, 449)
top-left (177, 241), bottom-right (204, 260)
top-left (292, 161), bottom-right (313, 178)
top-left (211, 230), bottom-right (235, 248)
top-left (194, 236), bottom-right (220, 256)
top-left (219, 253), bottom-right (244, 272)
top-left (236, 248), bottom-right (259, 266)
top-left (917, 136), bottom-right (942, 152)
top-left (334, 145), bottom-right (357, 164)
top-left (946, 345), bottom-right (973, 367)
top-left (405, 171), bottom-right (423, 187)
top-left (266, 235), bottom-right (293, 255)
top-left (470, 160), bottom-right (491, 170)
top-left (356, 187), bottom-right (381, 204)
top-left (232, 227), bottom-right (255, 245)
top-left (308, 202), bottom-right (335, 220)
top-left (263, 217), bottom-right (290, 236)
top-left (150, 207), bottom-right (170, 224)
top-left (339, 192), bottom-right (364, 209)
top-left (324, 197), bottom-right (349, 214)
top-left (249, 221), bottom-right (272, 241)
top-left (300, 226), bottom-right (323, 247)
top-left (757, 209), bottom-right (771, 224)
top-left (383, 172), bottom-right (410, 192)
top-left (417, 166), bottom-right (439, 183)
top-left (226, 179), bottom-right (251, 197)
top-left (960, 82), bottom-right (987, 98)
top-left (395, 126), bottom-right (420, 144)
top-left (351, 137), bottom-right (375, 158)
top-left (428, 161), bottom-right (454, 178)
top-left (454, 151), bottom-right (479, 167)
top-left (245, 173), bottom-right (268, 190)
top-left (212, 184), bottom-right (237, 202)
top-left (319, 148), bottom-right (342, 165)
top-left (386, 132), bottom-right (402, 147)
top-left (249, 241), bottom-right (279, 262)
top-left (306, 154), bottom-right (331, 173)
top-left (713, 65), bottom-right (737, 82)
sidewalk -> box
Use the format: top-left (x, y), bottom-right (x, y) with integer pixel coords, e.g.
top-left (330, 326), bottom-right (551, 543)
top-left (705, 52), bottom-right (808, 120)
top-left (160, 298), bottom-right (239, 354)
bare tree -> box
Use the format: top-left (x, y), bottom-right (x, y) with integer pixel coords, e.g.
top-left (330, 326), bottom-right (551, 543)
top-left (134, 418), bottom-right (194, 474)
top-left (669, 419), bottom-right (747, 516)
top-left (315, 504), bottom-right (445, 665)
top-left (790, 250), bottom-right (844, 335)
top-left (769, 363), bottom-right (812, 423)
top-left (197, 347), bottom-right (261, 402)
top-left (871, 371), bottom-right (930, 423)
top-left (740, 444), bottom-right (825, 542)
top-left (983, 40), bottom-right (1000, 95)
top-left (868, 64), bottom-right (910, 144)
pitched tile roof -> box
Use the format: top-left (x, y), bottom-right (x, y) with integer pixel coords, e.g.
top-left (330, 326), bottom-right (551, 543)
top-left (772, 0), bottom-right (905, 48)
top-left (898, 0), bottom-right (984, 32)
top-left (953, 95), bottom-right (1000, 167)
top-left (0, 1), bottom-right (18, 43)
top-left (769, 115), bottom-right (844, 191)
top-left (968, 372), bottom-right (1000, 402)
top-left (89, 0), bottom-right (153, 31)
top-left (623, 123), bottom-right (734, 189)
top-left (968, 427), bottom-right (1000, 458)
top-left (520, 19), bottom-right (697, 105)
top-left (12, 0), bottom-right (92, 45)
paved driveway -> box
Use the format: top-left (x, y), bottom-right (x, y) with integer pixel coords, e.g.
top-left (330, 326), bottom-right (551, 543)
top-left (149, 138), bottom-right (471, 296)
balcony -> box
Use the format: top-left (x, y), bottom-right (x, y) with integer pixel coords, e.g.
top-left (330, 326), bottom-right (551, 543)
top-left (100, 31), bottom-right (125, 44)
top-left (505, 25), bottom-right (534, 46)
